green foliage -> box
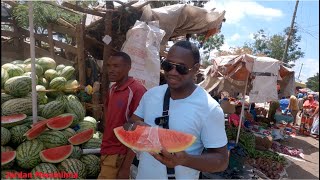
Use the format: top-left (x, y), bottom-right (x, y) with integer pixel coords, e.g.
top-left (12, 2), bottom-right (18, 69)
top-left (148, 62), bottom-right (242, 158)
top-left (306, 73), bottom-right (319, 92)
top-left (198, 34), bottom-right (225, 63)
top-left (12, 2), bottom-right (81, 30)
top-left (245, 25), bottom-right (305, 66)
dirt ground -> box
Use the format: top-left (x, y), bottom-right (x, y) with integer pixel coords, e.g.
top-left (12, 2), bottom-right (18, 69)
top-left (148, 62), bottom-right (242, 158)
top-left (282, 115), bottom-right (319, 179)
top-left (282, 134), bottom-right (319, 179)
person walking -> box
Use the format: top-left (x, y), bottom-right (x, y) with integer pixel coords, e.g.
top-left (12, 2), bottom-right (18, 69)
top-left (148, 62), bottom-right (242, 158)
top-left (98, 52), bottom-right (147, 179)
top-left (287, 95), bottom-right (299, 126)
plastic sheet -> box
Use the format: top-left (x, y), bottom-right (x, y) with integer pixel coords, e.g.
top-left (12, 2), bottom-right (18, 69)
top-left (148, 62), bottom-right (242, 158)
top-left (136, 126), bottom-right (162, 152)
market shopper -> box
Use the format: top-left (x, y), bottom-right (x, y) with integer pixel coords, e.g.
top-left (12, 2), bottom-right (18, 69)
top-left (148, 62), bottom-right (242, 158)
top-left (98, 52), bottom-right (147, 179)
top-left (287, 95), bottom-right (299, 126)
top-left (228, 104), bottom-right (242, 127)
top-left (300, 94), bottom-right (319, 135)
top-left (125, 41), bottom-right (228, 179)
top-left (310, 105), bottom-right (319, 139)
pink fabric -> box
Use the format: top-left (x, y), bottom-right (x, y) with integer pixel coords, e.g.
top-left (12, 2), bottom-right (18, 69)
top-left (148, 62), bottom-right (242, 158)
top-left (228, 114), bottom-right (240, 127)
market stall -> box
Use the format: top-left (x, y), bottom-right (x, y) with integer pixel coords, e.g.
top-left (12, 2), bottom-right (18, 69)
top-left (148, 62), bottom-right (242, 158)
top-left (1, 1), bottom-right (227, 179)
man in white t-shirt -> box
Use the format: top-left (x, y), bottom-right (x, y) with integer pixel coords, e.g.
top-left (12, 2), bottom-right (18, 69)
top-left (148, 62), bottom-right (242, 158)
top-left (126, 41), bottom-right (228, 179)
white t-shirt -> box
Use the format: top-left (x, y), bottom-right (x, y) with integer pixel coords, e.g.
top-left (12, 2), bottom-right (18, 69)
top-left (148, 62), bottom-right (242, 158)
top-left (134, 84), bottom-right (227, 179)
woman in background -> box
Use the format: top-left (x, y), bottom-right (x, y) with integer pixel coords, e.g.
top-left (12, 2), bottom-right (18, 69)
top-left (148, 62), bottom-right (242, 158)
top-left (300, 95), bottom-right (319, 135)
top-left (287, 95), bottom-right (299, 126)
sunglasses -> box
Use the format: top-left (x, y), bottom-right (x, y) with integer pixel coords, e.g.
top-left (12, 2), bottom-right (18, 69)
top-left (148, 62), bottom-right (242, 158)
top-left (161, 60), bottom-right (194, 75)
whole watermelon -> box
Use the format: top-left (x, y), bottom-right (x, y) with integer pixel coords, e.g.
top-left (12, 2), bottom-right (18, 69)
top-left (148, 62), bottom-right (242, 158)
top-left (1, 127), bottom-right (11, 146)
top-left (24, 64), bottom-right (44, 78)
top-left (49, 77), bottom-right (67, 91)
top-left (37, 130), bottom-right (68, 148)
top-left (4, 76), bottom-right (32, 97)
top-left (80, 154), bottom-right (100, 178)
top-left (69, 146), bottom-right (82, 159)
top-left (1, 68), bottom-right (9, 88)
top-left (59, 66), bottom-right (75, 80)
top-left (2, 98), bottom-right (33, 116)
top-left (9, 125), bottom-right (30, 147)
top-left (41, 100), bottom-right (65, 119)
top-left (16, 139), bottom-right (44, 169)
top-left (31, 163), bottom-right (59, 179)
top-left (66, 99), bottom-right (85, 121)
top-left (6, 65), bottom-right (24, 78)
top-left (58, 159), bottom-right (87, 179)
top-left (37, 57), bottom-right (56, 72)
top-left (44, 69), bottom-right (59, 82)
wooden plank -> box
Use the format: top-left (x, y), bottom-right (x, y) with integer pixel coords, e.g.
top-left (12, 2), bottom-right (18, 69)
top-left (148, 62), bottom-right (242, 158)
top-left (42, 1), bottom-right (82, 15)
top-left (19, 28), bottom-right (78, 54)
top-left (51, 24), bottom-right (76, 37)
top-left (1, 30), bottom-right (19, 37)
top-left (62, 2), bottom-right (106, 17)
top-left (3, 1), bottom-right (18, 8)
top-left (47, 24), bottom-right (55, 58)
top-left (57, 18), bottom-right (76, 29)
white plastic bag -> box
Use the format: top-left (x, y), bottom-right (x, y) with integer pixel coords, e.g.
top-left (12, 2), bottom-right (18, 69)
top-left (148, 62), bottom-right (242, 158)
top-left (121, 20), bottom-right (166, 90)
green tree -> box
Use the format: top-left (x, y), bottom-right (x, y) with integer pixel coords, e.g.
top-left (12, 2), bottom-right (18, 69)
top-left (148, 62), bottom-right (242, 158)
top-left (12, 2), bottom-right (81, 31)
top-left (306, 73), bottom-right (319, 92)
top-left (245, 25), bottom-right (304, 67)
top-left (198, 34), bottom-right (224, 64)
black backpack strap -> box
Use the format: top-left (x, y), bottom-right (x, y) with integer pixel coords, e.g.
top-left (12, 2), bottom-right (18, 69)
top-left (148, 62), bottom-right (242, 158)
top-left (163, 88), bottom-right (175, 178)
top-left (162, 88), bottom-right (170, 128)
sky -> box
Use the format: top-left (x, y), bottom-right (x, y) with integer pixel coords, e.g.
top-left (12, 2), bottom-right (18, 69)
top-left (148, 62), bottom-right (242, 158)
top-left (204, 0), bottom-right (319, 83)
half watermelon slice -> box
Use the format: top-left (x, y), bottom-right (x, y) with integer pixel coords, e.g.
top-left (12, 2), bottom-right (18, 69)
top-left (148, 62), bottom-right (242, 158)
top-left (46, 115), bottom-right (73, 130)
top-left (1, 151), bottom-right (16, 166)
top-left (114, 126), bottom-right (196, 153)
top-left (40, 145), bottom-right (73, 163)
top-left (68, 128), bottom-right (94, 145)
top-left (24, 121), bottom-right (48, 140)
top-left (1, 114), bottom-right (27, 128)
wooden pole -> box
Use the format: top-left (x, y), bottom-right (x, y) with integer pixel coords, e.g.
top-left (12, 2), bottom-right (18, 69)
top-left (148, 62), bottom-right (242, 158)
top-left (100, 8), bottom-right (113, 132)
top-left (76, 14), bottom-right (87, 87)
top-left (28, 1), bottom-right (38, 124)
top-left (47, 24), bottom-right (55, 59)
top-left (236, 73), bottom-right (250, 144)
top-left (282, 0), bottom-right (299, 63)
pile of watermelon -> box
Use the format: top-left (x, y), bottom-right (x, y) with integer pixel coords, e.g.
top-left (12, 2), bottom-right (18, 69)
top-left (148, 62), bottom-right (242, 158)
top-left (1, 114), bottom-right (103, 179)
top-left (1, 57), bottom-right (103, 179)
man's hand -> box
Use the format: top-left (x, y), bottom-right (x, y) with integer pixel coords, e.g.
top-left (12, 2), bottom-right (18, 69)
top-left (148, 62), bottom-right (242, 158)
top-left (150, 149), bottom-right (188, 168)
top-left (123, 121), bottom-right (150, 131)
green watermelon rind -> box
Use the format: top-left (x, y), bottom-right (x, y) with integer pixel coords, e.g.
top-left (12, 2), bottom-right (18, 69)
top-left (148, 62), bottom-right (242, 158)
top-left (37, 130), bottom-right (68, 149)
top-left (1, 98), bottom-right (33, 116)
top-left (9, 125), bottom-right (30, 147)
top-left (80, 154), bottom-right (100, 178)
top-left (58, 158), bottom-right (87, 179)
top-left (16, 139), bottom-right (44, 169)
top-left (41, 100), bottom-right (65, 119)
top-left (31, 163), bottom-right (59, 179)
top-left (1, 127), bottom-right (11, 146)
top-left (4, 76), bottom-right (32, 97)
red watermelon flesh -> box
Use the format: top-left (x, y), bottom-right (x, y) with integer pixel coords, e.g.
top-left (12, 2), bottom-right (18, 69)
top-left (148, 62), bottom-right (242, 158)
top-left (114, 125), bottom-right (196, 153)
top-left (1, 114), bottom-right (27, 127)
top-left (24, 121), bottom-right (48, 140)
top-left (40, 145), bottom-right (73, 163)
top-left (1, 151), bottom-right (16, 165)
top-left (68, 128), bottom-right (94, 145)
top-left (46, 115), bottom-right (73, 130)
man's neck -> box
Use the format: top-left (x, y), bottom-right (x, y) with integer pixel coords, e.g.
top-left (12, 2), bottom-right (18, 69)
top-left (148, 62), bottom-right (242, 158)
top-left (115, 76), bottom-right (129, 88)
top-left (170, 83), bottom-right (197, 100)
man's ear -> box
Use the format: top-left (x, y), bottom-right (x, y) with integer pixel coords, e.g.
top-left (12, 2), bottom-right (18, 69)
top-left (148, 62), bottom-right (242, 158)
top-left (194, 63), bottom-right (200, 72)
